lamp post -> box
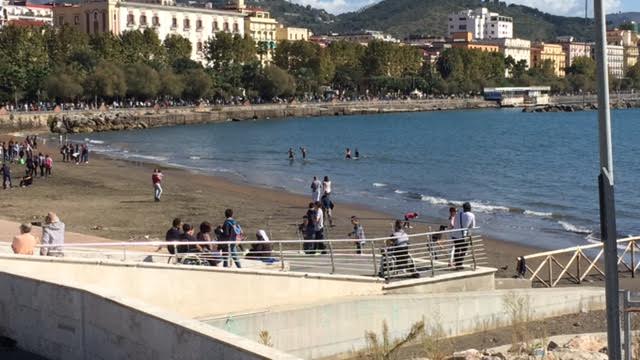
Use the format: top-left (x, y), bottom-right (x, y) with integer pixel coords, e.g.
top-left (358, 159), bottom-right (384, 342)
top-left (593, 0), bottom-right (621, 359)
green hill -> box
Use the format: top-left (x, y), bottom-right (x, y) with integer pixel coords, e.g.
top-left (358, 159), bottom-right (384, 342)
top-left (330, 0), bottom-right (596, 41)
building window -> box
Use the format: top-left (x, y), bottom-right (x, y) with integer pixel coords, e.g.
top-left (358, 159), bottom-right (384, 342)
top-left (183, 18), bottom-right (190, 30)
top-left (171, 17), bottom-right (177, 28)
top-left (127, 14), bottom-right (134, 26)
top-left (74, 15), bottom-right (79, 25)
top-left (223, 22), bottom-right (229, 31)
top-left (233, 23), bottom-right (239, 33)
top-left (140, 15), bottom-right (147, 26)
top-left (213, 20), bottom-right (219, 31)
top-left (152, 16), bottom-right (159, 26)
top-left (197, 41), bottom-right (203, 52)
top-left (196, 19), bottom-right (202, 30)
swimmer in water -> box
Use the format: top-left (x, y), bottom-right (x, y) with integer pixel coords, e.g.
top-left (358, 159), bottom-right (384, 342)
top-left (345, 148), bottom-right (352, 160)
top-left (354, 148), bottom-right (360, 159)
top-left (288, 148), bottom-right (295, 160)
top-left (300, 147), bottom-right (307, 160)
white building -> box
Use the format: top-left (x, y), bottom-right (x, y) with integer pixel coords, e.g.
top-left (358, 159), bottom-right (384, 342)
top-left (487, 38), bottom-right (531, 76)
top-left (53, 0), bottom-right (247, 62)
top-left (329, 30), bottom-right (399, 45)
top-left (606, 44), bottom-right (625, 79)
top-left (448, 7), bottom-right (513, 40)
top-left (0, 0), bottom-right (53, 27)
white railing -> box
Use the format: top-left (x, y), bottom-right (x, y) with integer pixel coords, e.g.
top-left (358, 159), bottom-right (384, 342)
top-left (517, 236), bottom-right (640, 287)
top-left (4, 228), bottom-right (486, 282)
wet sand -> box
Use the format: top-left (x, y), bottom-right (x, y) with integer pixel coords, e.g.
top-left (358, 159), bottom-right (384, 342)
top-left (0, 136), bottom-right (541, 277)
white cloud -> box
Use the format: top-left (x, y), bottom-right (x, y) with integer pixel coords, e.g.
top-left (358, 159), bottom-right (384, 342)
top-left (503, 0), bottom-right (621, 16)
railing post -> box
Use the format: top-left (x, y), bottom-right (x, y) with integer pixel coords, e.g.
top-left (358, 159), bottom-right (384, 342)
top-left (548, 257), bottom-right (553, 287)
top-left (328, 242), bottom-right (336, 274)
top-left (622, 290), bottom-right (632, 360)
top-left (370, 241), bottom-right (377, 276)
top-left (469, 234), bottom-right (477, 271)
top-left (429, 236), bottom-right (435, 277)
top-left (279, 242), bottom-right (284, 271)
top-left (631, 240), bottom-right (636, 278)
top-left (577, 251), bottom-right (582, 283)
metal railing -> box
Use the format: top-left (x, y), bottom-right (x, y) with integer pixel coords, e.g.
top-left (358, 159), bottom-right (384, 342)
top-left (517, 236), bottom-right (640, 287)
top-left (3, 228), bottom-right (486, 282)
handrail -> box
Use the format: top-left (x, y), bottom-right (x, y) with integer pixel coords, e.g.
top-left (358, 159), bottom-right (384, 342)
top-left (517, 236), bottom-right (639, 287)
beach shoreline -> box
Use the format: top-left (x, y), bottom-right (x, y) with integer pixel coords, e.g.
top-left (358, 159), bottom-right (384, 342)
top-left (0, 134), bottom-right (543, 278)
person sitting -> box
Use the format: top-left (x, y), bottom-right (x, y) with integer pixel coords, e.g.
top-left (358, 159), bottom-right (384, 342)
top-left (178, 223), bottom-right (198, 254)
top-left (12, 223), bottom-right (37, 255)
top-left (378, 220), bottom-right (418, 278)
top-left (197, 222), bottom-right (220, 266)
top-left (246, 230), bottom-right (274, 262)
top-left (19, 174), bottom-right (33, 187)
top-left (40, 212), bottom-right (65, 257)
top-left (164, 218), bottom-right (182, 255)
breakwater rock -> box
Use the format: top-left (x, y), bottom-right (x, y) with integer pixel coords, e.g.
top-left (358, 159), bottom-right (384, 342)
top-left (523, 100), bottom-right (640, 113)
top-left (42, 99), bottom-right (497, 134)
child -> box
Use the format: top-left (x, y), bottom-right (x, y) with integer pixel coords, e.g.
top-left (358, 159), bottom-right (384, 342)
top-left (403, 212), bottom-right (419, 229)
top-left (348, 216), bottom-right (366, 255)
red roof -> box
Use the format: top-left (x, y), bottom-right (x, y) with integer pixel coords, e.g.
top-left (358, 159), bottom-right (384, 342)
top-left (27, 3), bottom-right (53, 9)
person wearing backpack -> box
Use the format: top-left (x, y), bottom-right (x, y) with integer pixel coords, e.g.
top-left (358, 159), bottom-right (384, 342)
top-left (221, 208), bottom-right (243, 268)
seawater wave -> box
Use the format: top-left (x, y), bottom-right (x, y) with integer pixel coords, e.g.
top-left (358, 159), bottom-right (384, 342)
top-left (558, 221), bottom-right (593, 235)
top-left (372, 183), bottom-right (387, 187)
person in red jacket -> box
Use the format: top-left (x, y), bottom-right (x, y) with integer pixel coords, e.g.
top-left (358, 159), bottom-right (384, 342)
top-left (152, 168), bottom-right (163, 202)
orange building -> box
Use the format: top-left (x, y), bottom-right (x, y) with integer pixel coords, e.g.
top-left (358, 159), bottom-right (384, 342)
top-left (531, 42), bottom-right (566, 78)
top-left (451, 42), bottom-right (499, 52)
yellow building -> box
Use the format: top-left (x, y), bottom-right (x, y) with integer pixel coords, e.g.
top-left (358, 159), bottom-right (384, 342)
top-left (242, 8), bottom-right (278, 64)
top-left (276, 25), bottom-right (311, 42)
top-left (607, 29), bottom-right (639, 72)
top-left (449, 33), bottom-right (500, 52)
top-left (531, 43), bottom-right (566, 78)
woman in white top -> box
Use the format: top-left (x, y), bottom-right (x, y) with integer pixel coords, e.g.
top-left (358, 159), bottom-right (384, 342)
top-left (322, 176), bottom-right (332, 196)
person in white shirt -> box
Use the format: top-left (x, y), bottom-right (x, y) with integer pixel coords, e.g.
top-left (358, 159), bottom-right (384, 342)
top-left (322, 176), bottom-right (332, 196)
top-left (310, 177), bottom-right (322, 202)
top-left (313, 201), bottom-right (327, 254)
top-left (453, 202), bottom-right (476, 269)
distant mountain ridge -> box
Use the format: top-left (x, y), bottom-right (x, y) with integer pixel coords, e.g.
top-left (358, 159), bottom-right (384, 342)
top-left (30, 0), bottom-right (640, 42)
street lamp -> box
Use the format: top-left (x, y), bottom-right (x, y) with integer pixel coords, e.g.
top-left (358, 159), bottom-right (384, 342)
top-left (593, 0), bottom-right (621, 359)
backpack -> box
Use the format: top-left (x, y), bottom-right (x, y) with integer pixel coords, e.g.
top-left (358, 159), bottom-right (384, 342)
top-left (226, 219), bottom-right (245, 242)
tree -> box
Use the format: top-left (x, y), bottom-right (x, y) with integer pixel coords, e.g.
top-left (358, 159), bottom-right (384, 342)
top-left (163, 34), bottom-right (192, 66)
top-left (44, 25), bottom-right (90, 67)
top-left (159, 70), bottom-right (185, 99)
top-left (121, 29), bottom-right (165, 66)
top-left (259, 66), bottom-right (296, 99)
top-left (44, 70), bottom-right (84, 102)
top-left (566, 56), bottom-right (596, 92)
top-left (125, 63), bottom-right (160, 99)
top-left (0, 25), bottom-right (49, 104)
top-left (89, 32), bottom-right (124, 63)
top-left (182, 68), bottom-right (212, 100)
top-left (84, 61), bottom-right (127, 101)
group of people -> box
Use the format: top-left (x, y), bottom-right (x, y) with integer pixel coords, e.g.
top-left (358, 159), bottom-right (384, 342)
top-left (164, 209), bottom-right (274, 268)
top-left (288, 147), bottom-right (308, 160)
top-left (60, 143), bottom-right (89, 164)
top-left (1, 136), bottom-right (55, 189)
top-left (11, 212), bottom-right (66, 257)
top-left (345, 148), bottom-right (360, 160)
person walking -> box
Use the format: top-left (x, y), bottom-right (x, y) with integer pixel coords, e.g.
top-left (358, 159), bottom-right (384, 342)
top-left (348, 216), bottom-right (366, 255)
top-left (38, 153), bottom-right (45, 177)
top-left (44, 155), bottom-right (53, 177)
top-left (220, 208), bottom-right (243, 268)
top-left (313, 201), bottom-right (327, 254)
top-left (453, 202), bottom-right (476, 270)
top-left (40, 212), bottom-right (65, 257)
top-left (322, 176), bottom-right (332, 196)
top-left (152, 169), bottom-right (163, 202)
top-left (310, 176), bottom-right (322, 203)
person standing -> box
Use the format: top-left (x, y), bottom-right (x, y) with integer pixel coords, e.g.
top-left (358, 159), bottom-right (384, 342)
top-left (38, 153), bottom-right (45, 177)
top-left (2, 162), bottom-right (11, 189)
top-left (164, 218), bottom-right (182, 255)
top-left (221, 208), bottom-right (243, 268)
top-left (288, 148), bottom-right (295, 161)
top-left (310, 176), bottom-right (322, 203)
top-left (348, 216), bottom-right (366, 255)
top-left (453, 202), bottom-right (476, 270)
top-left (300, 147), bottom-right (307, 160)
top-left (152, 169), bottom-right (163, 202)
top-left (44, 155), bottom-right (53, 177)
top-left (313, 201), bottom-right (326, 254)
top-left (322, 176), bottom-right (332, 196)
top-left (448, 207), bottom-right (457, 229)
top-left (345, 148), bottom-right (352, 159)
top-left (321, 194), bottom-right (334, 228)
top-left (12, 223), bottom-right (38, 255)
top-left (40, 212), bottom-right (65, 257)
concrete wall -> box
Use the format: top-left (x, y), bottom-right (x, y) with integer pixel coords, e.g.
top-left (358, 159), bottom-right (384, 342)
top-left (0, 271), bottom-right (299, 360)
top-left (0, 254), bottom-right (383, 318)
top-left (206, 288), bottom-right (606, 359)
top-left (383, 267), bottom-right (496, 294)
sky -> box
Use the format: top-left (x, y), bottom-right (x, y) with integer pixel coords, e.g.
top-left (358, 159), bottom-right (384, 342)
top-left (288, 0), bottom-right (640, 16)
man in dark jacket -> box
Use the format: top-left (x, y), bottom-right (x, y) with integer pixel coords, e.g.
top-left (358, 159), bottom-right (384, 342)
top-left (165, 218), bottom-right (182, 255)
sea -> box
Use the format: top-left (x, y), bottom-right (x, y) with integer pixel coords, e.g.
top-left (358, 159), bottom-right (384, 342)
top-left (69, 108), bottom-right (640, 250)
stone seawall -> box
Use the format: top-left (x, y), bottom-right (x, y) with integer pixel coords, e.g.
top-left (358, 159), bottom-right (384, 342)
top-left (0, 99), bottom-right (497, 134)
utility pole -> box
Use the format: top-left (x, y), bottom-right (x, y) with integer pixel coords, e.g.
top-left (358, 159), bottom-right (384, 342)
top-left (593, 0), bottom-right (621, 359)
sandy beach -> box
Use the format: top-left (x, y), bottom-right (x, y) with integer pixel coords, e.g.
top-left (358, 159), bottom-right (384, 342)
top-left (0, 135), bottom-right (544, 278)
